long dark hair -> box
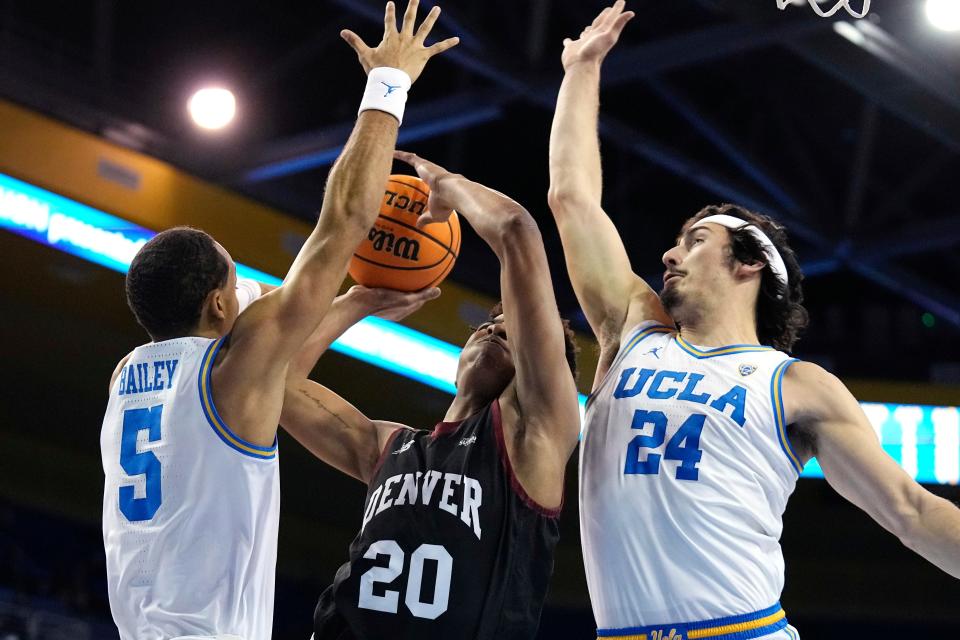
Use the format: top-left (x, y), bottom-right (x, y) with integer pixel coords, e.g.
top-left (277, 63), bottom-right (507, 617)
top-left (683, 204), bottom-right (809, 352)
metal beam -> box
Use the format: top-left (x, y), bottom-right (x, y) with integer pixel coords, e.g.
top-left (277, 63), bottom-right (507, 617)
top-left (647, 78), bottom-right (808, 218)
top-left (786, 31), bottom-right (960, 153)
top-left (602, 18), bottom-right (832, 86)
top-left (842, 100), bottom-right (878, 229)
top-left (239, 90), bottom-right (511, 183)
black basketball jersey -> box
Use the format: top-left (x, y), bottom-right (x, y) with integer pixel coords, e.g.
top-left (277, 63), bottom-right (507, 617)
top-left (313, 400), bottom-right (561, 640)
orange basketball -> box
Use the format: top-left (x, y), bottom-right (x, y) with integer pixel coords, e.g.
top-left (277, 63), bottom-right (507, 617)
top-left (349, 174), bottom-right (460, 292)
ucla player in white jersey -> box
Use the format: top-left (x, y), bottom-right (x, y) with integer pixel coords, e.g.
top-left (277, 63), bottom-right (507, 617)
top-left (548, 3), bottom-right (960, 639)
top-left (100, 3), bottom-right (458, 638)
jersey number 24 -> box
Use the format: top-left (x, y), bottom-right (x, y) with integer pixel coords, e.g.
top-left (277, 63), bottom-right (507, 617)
top-left (624, 409), bottom-right (705, 481)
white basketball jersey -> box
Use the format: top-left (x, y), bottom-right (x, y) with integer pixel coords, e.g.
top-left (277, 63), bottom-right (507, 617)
top-left (101, 336), bottom-right (280, 640)
top-left (580, 321), bottom-right (802, 629)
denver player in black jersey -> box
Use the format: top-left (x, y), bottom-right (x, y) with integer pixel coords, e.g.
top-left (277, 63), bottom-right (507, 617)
top-left (280, 150), bottom-right (582, 639)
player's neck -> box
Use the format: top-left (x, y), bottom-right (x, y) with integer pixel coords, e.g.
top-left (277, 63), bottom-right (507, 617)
top-left (443, 382), bottom-right (510, 423)
top-left (678, 311), bottom-right (760, 348)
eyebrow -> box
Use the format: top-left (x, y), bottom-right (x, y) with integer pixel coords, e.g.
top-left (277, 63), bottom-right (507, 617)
top-left (676, 225), bottom-right (713, 245)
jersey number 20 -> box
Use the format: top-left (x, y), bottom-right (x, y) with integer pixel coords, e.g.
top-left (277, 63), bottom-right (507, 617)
top-left (119, 405), bottom-right (163, 521)
top-left (624, 410), bottom-right (705, 481)
top-left (358, 540), bottom-right (452, 620)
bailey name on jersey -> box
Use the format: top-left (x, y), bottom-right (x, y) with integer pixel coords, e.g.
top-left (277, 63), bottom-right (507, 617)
top-left (611, 367), bottom-right (749, 427)
top-left (362, 469), bottom-right (483, 540)
top-left (117, 359), bottom-right (180, 396)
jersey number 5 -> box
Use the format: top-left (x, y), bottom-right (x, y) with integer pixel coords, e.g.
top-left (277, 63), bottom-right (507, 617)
top-left (624, 409), bottom-right (705, 481)
top-left (358, 540), bottom-right (453, 620)
top-left (119, 405), bottom-right (163, 521)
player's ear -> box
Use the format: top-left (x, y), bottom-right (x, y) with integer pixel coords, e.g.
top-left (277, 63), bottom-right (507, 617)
top-left (206, 287), bottom-right (227, 322)
top-left (735, 259), bottom-right (766, 281)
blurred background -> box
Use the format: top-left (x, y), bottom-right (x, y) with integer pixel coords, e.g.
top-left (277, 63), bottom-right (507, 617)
top-left (1, 0), bottom-right (959, 638)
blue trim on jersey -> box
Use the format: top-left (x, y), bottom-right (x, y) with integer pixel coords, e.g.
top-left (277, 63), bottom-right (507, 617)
top-left (197, 337), bottom-right (278, 460)
top-left (771, 358), bottom-right (803, 474)
top-left (585, 323), bottom-right (674, 410)
top-left (597, 602), bottom-right (788, 640)
top-left (674, 335), bottom-right (775, 359)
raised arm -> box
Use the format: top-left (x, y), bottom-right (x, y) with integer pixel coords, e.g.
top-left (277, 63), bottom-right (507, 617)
top-left (282, 380), bottom-right (406, 483)
top-left (547, 1), bottom-right (671, 362)
top-left (397, 151), bottom-right (580, 506)
top-left (785, 362), bottom-right (960, 579)
top-left (281, 285), bottom-right (437, 481)
top-left (213, 1), bottom-right (458, 446)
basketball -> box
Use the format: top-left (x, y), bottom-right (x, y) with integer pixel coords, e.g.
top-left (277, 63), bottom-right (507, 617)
top-left (348, 174), bottom-right (461, 292)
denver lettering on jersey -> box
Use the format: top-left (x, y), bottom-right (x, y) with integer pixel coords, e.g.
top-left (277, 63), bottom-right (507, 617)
top-left (612, 367), bottom-right (748, 427)
top-left (362, 470), bottom-right (483, 540)
top-left (118, 359), bottom-right (179, 396)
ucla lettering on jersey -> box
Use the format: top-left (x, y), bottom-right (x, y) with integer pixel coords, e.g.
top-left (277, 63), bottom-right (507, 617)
top-left (101, 336), bottom-right (280, 640)
top-left (581, 321), bottom-right (801, 633)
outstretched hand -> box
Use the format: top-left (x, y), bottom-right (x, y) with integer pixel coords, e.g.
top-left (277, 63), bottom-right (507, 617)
top-left (341, 0), bottom-right (460, 83)
top-left (394, 150), bottom-right (460, 228)
top-left (344, 284), bottom-right (441, 322)
top-left (561, 0), bottom-right (634, 71)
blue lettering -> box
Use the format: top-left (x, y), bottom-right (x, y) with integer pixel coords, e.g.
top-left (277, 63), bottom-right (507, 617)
top-left (126, 365), bottom-right (138, 394)
top-left (152, 362), bottom-right (164, 391)
top-left (614, 368), bottom-right (655, 399)
top-left (677, 373), bottom-right (710, 404)
top-left (710, 385), bottom-right (748, 427)
top-left (647, 370), bottom-right (686, 400)
top-left (139, 363), bottom-right (154, 392)
top-left (164, 359), bottom-right (179, 385)
top-left (118, 365), bottom-right (127, 395)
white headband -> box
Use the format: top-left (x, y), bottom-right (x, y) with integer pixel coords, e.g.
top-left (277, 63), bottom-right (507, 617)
top-left (690, 214), bottom-right (789, 297)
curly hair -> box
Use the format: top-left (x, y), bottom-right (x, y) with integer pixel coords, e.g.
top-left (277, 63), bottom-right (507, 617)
top-left (682, 204), bottom-right (809, 352)
top-left (486, 301), bottom-right (580, 381)
top-left (126, 227), bottom-right (229, 341)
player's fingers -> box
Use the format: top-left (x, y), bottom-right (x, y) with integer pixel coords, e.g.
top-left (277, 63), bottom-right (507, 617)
top-left (393, 149), bottom-right (419, 167)
top-left (417, 205), bottom-right (450, 227)
top-left (401, 0), bottom-right (419, 35)
top-left (384, 1), bottom-right (397, 36)
top-left (591, 6), bottom-right (612, 29)
top-left (562, 37), bottom-right (572, 46)
top-left (415, 5), bottom-right (441, 43)
top-left (426, 36), bottom-right (459, 56)
top-left (415, 211), bottom-right (438, 228)
top-left (413, 287), bottom-right (442, 302)
top-left (600, 1), bottom-right (627, 30)
top-left (340, 30), bottom-right (369, 56)
top-left (610, 11), bottom-right (635, 36)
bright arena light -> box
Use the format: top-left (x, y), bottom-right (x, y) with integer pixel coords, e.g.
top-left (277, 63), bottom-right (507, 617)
top-left (188, 87), bottom-right (237, 130)
top-left (926, 0), bottom-right (960, 32)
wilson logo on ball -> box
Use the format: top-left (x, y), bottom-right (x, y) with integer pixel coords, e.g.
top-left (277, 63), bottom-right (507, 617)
top-left (368, 228), bottom-right (420, 262)
top-left (349, 174), bottom-right (460, 292)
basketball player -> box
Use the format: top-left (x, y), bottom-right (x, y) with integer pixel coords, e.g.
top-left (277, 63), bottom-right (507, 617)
top-left (278, 151), bottom-right (581, 639)
top-left (99, 3), bottom-right (458, 639)
top-left (547, 3), bottom-right (960, 639)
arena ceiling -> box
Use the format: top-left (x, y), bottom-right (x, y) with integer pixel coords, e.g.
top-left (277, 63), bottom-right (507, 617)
top-left (1, 0), bottom-right (959, 381)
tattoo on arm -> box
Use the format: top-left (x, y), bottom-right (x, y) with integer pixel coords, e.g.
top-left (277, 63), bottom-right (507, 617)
top-left (297, 387), bottom-right (353, 435)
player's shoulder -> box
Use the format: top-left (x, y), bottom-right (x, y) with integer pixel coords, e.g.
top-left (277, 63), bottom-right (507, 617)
top-left (781, 360), bottom-right (853, 424)
top-left (108, 351), bottom-right (136, 393)
top-left (783, 359), bottom-right (840, 389)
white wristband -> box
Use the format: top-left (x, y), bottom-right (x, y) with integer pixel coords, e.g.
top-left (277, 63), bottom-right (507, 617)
top-left (358, 67), bottom-right (412, 124)
top-left (236, 278), bottom-right (263, 314)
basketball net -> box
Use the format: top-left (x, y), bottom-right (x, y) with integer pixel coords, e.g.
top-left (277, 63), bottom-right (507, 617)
top-left (776, 0), bottom-right (871, 19)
